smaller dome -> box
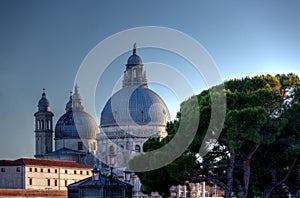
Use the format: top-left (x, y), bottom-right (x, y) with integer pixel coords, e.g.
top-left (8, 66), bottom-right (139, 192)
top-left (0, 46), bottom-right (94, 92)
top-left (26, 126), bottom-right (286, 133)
top-left (38, 89), bottom-right (50, 111)
top-left (55, 111), bottom-right (98, 139)
top-left (55, 86), bottom-right (98, 139)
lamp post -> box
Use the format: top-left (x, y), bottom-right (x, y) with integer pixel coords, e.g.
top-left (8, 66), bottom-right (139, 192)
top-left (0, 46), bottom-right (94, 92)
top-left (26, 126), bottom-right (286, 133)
top-left (123, 168), bottom-right (133, 198)
top-left (123, 168), bottom-right (132, 183)
top-left (92, 165), bottom-right (99, 181)
top-left (107, 153), bottom-right (116, 198)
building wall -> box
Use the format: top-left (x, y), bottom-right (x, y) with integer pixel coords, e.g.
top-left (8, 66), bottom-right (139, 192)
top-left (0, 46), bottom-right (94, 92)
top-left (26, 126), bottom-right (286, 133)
top-left (0, 165), bottom-right (91, 191)
top-left (0, 165), bottom-right (24, 189)
top-left (25, 165), bottom-right (91, 191)
top-left (55, 138), bottom-right (97, 154)
top-left (42, 154), bottom-right (80, 162)
top-left (97, 124), bottom-right (167, 167)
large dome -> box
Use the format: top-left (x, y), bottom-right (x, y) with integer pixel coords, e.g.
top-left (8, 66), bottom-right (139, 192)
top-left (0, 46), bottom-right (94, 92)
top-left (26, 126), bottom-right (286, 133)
top-left (55, 111), bottom-right (98, 139)
top-left (101, 86), bottom-right (170, 127)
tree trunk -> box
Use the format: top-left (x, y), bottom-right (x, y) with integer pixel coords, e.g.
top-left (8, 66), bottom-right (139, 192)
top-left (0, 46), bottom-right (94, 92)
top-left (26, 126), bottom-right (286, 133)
top-left (241, 159), bottom-right (251, 198)
top-left (262, 158), bottom-right (298, 198)
top-left (224, 146), bottom-right (235, 198)
top-left (238, 144), bottom-right (260, 198)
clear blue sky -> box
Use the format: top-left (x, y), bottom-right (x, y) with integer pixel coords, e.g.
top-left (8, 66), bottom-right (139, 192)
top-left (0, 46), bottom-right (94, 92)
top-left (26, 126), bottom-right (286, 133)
top-left (0, 0), bottom-right (299, 159)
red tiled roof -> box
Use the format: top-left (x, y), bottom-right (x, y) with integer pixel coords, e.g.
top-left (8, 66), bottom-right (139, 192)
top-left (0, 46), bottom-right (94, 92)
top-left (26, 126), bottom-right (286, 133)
top-left (0, 160), bottom-right (13, 166)
top-left (0, 158), bottom-right (92, 169)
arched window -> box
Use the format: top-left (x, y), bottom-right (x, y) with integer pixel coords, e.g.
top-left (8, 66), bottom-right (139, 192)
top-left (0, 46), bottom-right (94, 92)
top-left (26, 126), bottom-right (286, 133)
top-left (38, 120), bottom-right (41, 130)
top-left (41, 120), bottom-right (44, 130)
top-left (135, 145), bottom-right (141, 152)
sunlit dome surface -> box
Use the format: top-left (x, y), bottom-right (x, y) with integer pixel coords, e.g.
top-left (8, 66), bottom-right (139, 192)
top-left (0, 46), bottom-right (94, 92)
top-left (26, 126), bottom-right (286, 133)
top-left (100, 86), bottom-right (170, 127)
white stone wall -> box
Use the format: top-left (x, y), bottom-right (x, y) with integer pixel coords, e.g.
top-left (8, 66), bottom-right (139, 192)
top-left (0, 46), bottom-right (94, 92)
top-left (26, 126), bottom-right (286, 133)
top-left (25, 165), bottom-right (91, 190)
top-left (97, 124), bottom-right (167, 167)
top-left (101, 124), bottom-right (167, 139)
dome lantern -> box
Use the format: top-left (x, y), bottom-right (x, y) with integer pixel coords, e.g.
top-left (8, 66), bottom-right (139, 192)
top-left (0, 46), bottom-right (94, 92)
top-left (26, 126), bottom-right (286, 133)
top-left (123, 43), bottom-right (148, 88)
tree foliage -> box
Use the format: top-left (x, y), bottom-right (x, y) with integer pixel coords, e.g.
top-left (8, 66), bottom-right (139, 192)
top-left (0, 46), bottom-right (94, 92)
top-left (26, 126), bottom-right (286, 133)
top-left (130, 73), bottom-right (300, 197)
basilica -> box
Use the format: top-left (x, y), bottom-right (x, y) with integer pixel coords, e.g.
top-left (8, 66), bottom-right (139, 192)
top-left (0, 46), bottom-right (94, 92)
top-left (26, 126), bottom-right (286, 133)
top-left (33, 45), bottom-right (172, 197)
top-left (34, 45), bottom-right (170, 167)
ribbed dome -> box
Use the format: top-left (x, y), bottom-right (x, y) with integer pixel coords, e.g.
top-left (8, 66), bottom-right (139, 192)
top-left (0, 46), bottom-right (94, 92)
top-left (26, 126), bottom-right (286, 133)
top-left (100, 86), bottom-right (170, 127)
top-left (55, 111), bottom-right (98, 139)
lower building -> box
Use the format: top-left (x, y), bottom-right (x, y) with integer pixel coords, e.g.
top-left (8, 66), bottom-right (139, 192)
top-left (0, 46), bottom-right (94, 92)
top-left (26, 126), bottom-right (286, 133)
top-left (0, 158), bottom-right (92, 191)
top-left (67, 166), bottom-right (133, 198)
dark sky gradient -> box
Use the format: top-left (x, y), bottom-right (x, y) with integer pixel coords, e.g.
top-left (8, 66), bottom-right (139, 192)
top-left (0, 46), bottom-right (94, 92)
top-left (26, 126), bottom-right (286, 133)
top-left (0, 0), bottom-right (299, 159)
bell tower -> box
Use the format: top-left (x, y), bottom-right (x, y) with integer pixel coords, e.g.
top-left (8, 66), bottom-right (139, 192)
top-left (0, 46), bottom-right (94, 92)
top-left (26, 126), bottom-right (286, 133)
top-left (34, 89), bottom-right (54, 158)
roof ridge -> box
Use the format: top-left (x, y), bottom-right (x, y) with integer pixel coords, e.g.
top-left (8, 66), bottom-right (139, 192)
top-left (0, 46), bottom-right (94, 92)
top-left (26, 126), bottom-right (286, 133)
top-left (0, 158), bottom-right (92, 168)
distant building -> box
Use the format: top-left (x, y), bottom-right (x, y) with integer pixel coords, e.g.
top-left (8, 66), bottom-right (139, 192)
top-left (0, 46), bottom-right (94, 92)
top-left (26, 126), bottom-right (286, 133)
top-left (0, 158), bottom-right (92, 191)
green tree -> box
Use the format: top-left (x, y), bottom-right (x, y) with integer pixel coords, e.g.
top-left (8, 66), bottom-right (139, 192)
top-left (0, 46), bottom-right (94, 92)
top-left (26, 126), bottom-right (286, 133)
top-left (130, 74), bottom-right (300, 198)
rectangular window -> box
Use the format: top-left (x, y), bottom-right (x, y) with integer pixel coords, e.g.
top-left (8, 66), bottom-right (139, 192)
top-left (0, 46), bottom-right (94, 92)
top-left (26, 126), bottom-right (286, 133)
top-left (29, 178), bottom-right (32, 185)
top-left (65, 180), bottom-right (68, 186)
top-left (16, 167), bottom-right (20, 172)
top-left (54, 179), bottom-right (57, 186)
top-left (78, 142), bottom-right (83, 150)
top-left (29, 168), bottom-right (32, 172)
top-left (40, 168), bottom-right (43, 172)
top-left (80, 170), bottom-right (83, 175)
top-left (47, 179), bottom-right (51, 186)
top-left (34, 168), bottom-right (37, 172)
top-left (65, 170), bottom-right (68, 174)
top-left (48, 169), bottom-right (50, 173)
top-left (74, 170), bottom-right (77, 174)
top-left (54, 169), bottom-right (57, 173)
top-left (86, 171), bottom-right (89, 175)
top-left (1, 168), bottom-right (5, 172)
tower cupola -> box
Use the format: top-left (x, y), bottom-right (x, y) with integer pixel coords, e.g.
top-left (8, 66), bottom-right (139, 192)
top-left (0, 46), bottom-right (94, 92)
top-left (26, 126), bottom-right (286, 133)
top-left (38, 88), bottom-right (50, 111)
top-left (122, 43), bottom-right (148, 88)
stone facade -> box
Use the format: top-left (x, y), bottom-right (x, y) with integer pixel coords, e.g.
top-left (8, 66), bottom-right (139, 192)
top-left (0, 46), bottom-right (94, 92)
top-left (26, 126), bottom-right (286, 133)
top-left (0, 158), bottom-right (92, 191)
